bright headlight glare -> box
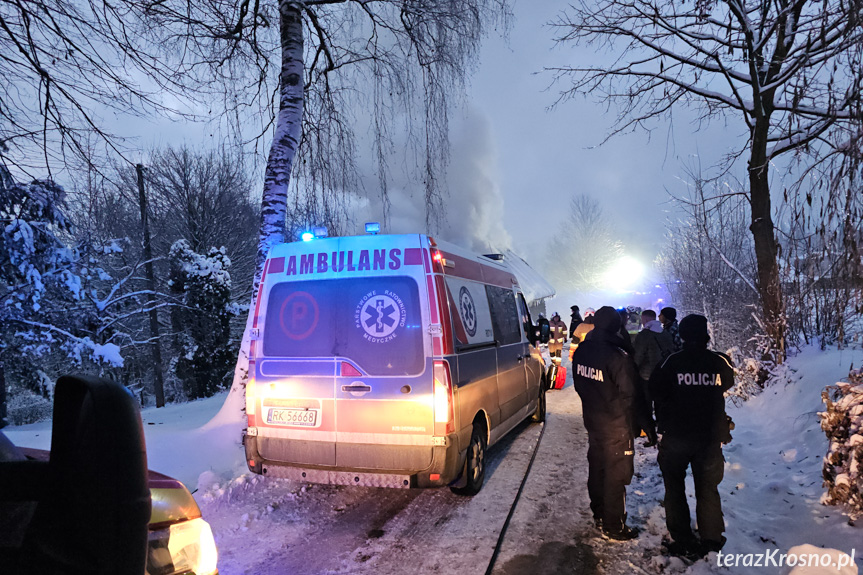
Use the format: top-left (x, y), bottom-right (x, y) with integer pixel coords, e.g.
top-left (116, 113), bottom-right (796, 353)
top-left (604, 256), bottom-right (644, 289)
top-left (148, 517), bottom-right (218, 575)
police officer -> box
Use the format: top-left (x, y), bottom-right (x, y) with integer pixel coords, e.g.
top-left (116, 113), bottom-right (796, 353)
top-left (572, 306), bottom-right (646, 540)
top-left (649, 314), bottom-right (734, 557)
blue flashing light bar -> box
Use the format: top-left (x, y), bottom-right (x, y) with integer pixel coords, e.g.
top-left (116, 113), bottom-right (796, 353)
top-left (301, 231), bottom-right (314, 242)
top-left (313, 226), bottom-right (328, 238)
top-left (365, 222), bottom-right (381, 235)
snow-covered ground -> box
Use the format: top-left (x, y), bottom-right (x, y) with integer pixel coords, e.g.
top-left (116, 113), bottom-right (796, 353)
top-left (4, 343), bottom-right (862, 574)
top-left (603, 344), bottom-right (863, 574)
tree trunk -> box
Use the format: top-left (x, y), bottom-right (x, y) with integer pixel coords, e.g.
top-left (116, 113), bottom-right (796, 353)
top-left (209, 1), bottom-right (305, 425)
top-left (137, 163), bottom-right (166, 407)
top-left (748, 118), bottom-right (785, 362)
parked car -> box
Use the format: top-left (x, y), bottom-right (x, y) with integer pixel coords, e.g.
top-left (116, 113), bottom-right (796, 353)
top-left (0, 375), bottom-right (218, 575)
top-left (244, 233), bottom-right (546, 495)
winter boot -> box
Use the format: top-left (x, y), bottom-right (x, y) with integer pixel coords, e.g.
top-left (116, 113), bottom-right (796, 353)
top-left (601, 525), bottom-right (639, 541)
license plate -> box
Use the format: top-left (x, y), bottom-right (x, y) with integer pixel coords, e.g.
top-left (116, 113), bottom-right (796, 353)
top-left (267, 407), bottom-right (319, 427)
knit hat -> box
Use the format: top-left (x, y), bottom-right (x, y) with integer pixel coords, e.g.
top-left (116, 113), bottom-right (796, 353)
top-left (571, 305), bottom-right (580, 312)
top-left (660, 307), bottom-right (677, 322)
top-left (593, 306), bottom-right (621, 333)
top-left (679, 314), bottom-right (710, 343)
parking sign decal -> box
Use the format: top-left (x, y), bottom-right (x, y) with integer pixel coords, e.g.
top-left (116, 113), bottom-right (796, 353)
top-left (278, 291), bottom-right (320, 340)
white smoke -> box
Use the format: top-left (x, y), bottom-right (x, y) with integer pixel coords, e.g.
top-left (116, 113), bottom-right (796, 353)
top-left (354, 106), bottom-right (510, 252)
top-left (437, 107), bottom-right (511, 253)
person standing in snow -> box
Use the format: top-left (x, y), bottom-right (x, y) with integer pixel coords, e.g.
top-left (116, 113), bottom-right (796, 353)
top-left (569, 305), bottom-right (583, 340)
top-left (649, 314), bottom-right (734, 557)
top-left (572, 308), bottom-right (595, 344)
top-left (616, 308), bottom-right (635, 355)
top-left (569, 309), bottom-right (595, 362)
top-left (659, 307), bottom-right (683, 352)
top-left (548, 312), bottom-right (567, 360)
top-left (633, 310), bottom-right (673, 447)
top-left (537, 313), bottom-right (550, 346)
top-left (572, 306), bottom-right (645, 541)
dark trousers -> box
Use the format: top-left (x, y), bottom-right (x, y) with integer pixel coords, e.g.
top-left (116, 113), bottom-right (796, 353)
top-left (657, 435), bottom-right (725, 543)
top-left (636, 378), bottom-right (656, 437)
top-left (587, 436), bottom-right (634, 532)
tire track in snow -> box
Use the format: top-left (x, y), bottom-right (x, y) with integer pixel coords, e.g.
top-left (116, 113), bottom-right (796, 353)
top-left (329, 421), bottom-right (544, 575)
top-left (202, 420), bottom-right (544, 575)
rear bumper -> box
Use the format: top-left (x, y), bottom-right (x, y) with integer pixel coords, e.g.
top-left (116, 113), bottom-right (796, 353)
top-left (244, 432), bottom-right (462, 488)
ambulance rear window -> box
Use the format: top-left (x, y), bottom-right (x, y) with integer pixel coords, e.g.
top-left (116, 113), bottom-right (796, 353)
top-left (262, 277), bottom-right (424, 375)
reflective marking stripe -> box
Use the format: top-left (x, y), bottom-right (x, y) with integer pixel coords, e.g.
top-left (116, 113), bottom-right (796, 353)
top-left (251, 259), bottom-right (271, 329)
top-left (658, 350), bottom-right (685, 369)
top-left (426, 273), bottom-right (443, 356)
top-left (259, 428), bottom-right (336, 441)
top-left (257, 427), bottom-right (436, 446)
top-left (715, 352), bottom-right (734, 369)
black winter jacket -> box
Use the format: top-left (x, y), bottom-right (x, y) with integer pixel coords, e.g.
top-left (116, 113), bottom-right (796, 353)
top-left (572, 329), bottom-right (643, 441)
top-left (569, 312), bottom-right (583, 339)
top-left (616, 324), bottom-right (635, 356)
top-left (648, 343), bottom-right (734, 443)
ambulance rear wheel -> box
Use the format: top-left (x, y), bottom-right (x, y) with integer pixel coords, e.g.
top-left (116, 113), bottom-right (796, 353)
top-left (451, 423), bottom-right (486, 496)
top-left (531, 383), bottom-right (546, 423)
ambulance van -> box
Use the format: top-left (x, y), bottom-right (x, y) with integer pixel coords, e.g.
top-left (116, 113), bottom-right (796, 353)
top-left (243, 233), bottom-right (545, 494)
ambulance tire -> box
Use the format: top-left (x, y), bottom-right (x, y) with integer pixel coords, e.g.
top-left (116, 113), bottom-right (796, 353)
top-left (451, 422), bottom-right (487, 496)
top-left (531, 383), bottom-right (546, 423)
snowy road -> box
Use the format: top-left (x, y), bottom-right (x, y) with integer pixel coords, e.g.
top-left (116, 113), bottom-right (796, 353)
top-left (199, 355), bottom-right (629, 575)
top-left (199, 418), bottom-right (547, 575)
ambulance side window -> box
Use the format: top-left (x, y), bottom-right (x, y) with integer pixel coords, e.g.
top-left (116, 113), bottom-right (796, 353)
top-left (486, 285), bottom-right (521, 346)
top-left (517, 293), bottom-right (533, 343)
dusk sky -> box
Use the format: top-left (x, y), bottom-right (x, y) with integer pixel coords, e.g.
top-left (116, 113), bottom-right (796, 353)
top-left (123, 0), bottom-right (750, 305)
top-left (438, 0), bottom-right (748, 292)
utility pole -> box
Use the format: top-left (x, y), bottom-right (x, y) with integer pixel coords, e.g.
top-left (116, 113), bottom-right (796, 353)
top-left (136, 164), bottom-right (166, 408)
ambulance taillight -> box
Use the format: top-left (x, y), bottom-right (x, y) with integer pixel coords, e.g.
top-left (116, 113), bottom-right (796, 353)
top-left (433, 360), bottom-right (455, 435)
top-left (245, 338), bottom-right (257, 422)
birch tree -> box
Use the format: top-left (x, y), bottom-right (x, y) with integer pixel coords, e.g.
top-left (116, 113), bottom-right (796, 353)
top-left (551, 0), bottom-right (863, 361)
top-left (137, 0), bottom-right (510, 417)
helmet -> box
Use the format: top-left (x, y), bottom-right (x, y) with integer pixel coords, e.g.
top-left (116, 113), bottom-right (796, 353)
top-left (584, 308), bottom-right (595, 317)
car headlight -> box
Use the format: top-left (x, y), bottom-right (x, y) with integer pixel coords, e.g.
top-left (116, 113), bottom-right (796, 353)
top-left (147, 517), bottom-right (218, 575)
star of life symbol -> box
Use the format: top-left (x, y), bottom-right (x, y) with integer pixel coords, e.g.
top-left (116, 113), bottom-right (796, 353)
top-left (360, 294), bottom-right (401, 339)
top-left (459, 286), bottom-right (477, 337)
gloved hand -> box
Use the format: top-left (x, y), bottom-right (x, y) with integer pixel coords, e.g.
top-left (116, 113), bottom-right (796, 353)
top-left (720, 415), bottom-right (734, 445)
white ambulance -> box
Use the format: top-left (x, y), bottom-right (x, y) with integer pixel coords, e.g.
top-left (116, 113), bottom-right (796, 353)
top-left (244, 234), bottom-right (545, 494)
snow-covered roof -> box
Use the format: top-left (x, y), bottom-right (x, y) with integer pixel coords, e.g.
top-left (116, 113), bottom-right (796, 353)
top-left (501, 249), bottom-right (555, 303)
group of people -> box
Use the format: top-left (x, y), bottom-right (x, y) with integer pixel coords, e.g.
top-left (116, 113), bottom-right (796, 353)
top-left (567, 305), bottom-right (734, 560)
